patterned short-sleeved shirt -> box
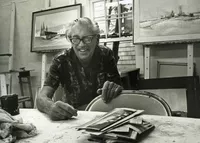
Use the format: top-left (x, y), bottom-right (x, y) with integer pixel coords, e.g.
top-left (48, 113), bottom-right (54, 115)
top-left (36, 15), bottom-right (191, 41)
top-left (44, 45), bottom-right (121, 108)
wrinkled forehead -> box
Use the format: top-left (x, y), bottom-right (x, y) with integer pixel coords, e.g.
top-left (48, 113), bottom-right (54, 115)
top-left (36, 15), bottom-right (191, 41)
top-left (69, 23), bottom-right (94, 37)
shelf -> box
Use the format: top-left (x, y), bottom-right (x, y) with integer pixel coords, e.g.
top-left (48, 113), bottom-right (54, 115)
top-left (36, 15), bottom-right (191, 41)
top-left (0, 53), bottom-right (12, 57)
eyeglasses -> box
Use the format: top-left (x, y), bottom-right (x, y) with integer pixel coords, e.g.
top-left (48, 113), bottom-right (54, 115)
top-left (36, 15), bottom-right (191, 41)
top-left (69, 35), bottom-right (96, 45)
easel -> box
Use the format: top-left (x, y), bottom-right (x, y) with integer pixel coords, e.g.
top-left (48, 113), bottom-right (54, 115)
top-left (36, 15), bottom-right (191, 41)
top-left (40, 0), bottom-right (55, 88)
top-left (144, 43), bottom-right (194, 79)
top-left (40, 0), bottom-right (76, 88)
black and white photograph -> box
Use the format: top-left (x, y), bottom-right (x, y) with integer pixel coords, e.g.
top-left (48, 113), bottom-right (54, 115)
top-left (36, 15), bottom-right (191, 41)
top-left (0, 0), bottom-right (200, 142)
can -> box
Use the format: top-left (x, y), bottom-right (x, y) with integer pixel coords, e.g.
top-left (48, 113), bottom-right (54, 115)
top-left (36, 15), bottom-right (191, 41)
top-left (0, 94), bottom-right (19, 115)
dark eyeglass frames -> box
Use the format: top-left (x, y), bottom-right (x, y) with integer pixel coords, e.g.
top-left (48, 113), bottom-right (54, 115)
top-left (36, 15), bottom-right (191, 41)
top-left (69, 35), bottom-right (96, 45)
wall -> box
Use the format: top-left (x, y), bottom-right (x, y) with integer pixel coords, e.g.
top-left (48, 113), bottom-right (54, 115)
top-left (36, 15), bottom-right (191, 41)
top-left (0, 0), bottom-right (90, 107)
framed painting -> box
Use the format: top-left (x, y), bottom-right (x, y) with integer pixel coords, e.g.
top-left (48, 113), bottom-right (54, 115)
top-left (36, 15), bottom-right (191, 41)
top-left (30, 4), bottom-right (82, 52)
top-left (134, 0), bottom-right (200, 45)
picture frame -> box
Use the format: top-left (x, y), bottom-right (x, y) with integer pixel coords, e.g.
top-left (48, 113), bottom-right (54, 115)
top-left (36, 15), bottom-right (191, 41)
top-left (89, 0), bottom-right (133, 43)
top-left (157, 61), bottom-right (196, 78)
top-left (133, 0), bottom-right (200, 45)
top-left (30, 4), bottom-right (82, 52)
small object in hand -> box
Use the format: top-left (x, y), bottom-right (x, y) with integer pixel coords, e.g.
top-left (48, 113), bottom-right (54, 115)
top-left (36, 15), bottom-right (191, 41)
top-left (0, 94), bottom-right (19, 115)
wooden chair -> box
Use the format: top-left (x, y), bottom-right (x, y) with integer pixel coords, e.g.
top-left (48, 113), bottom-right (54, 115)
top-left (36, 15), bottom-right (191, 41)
top-left (85, 90), bottom-right (172, 116)
top-left (18, 70), bottom-right (34, 108)
top-left (0, 70), bottom-right (34, 108)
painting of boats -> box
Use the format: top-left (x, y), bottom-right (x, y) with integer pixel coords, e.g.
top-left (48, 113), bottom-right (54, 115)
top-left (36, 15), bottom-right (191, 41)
top-left (31, 4), bottom-right (82, 52)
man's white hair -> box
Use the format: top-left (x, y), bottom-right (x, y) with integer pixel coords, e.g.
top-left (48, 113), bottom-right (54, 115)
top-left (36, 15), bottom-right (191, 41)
top-left (65, 17), bottom-right (100, 38)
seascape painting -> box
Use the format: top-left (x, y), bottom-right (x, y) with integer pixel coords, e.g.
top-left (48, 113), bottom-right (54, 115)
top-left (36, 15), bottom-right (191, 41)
top-left (31, 4), bottom-right (81, 52)
top-left (134, 0), bottom-right (200, 44)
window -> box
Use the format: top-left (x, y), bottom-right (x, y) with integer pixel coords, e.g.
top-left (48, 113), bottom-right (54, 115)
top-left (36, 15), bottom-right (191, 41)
top-left (90, 0), bottom-right (133, 42)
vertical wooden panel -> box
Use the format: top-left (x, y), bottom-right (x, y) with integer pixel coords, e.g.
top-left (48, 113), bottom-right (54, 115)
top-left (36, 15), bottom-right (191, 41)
top-left (135, 45), bottom-right (144, 75)
top-left (8, 2), bottom-right (15, 93)
top-left (144, 46), bottom-right (150, 79)
top-left (41, 54), bottom-right (47, 88)
top-left (187, 44), bottom-right (194, 76)
top-left (40, 0), bottom-right (49, 88)
top-left (104, 0), bottom-right (108, 39)
top-left (0, 74), bottom-right (7, 96)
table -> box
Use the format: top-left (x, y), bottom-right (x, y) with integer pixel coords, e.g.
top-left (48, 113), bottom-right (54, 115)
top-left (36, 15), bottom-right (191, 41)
top-left (16, 109), bottom-right (200, 143)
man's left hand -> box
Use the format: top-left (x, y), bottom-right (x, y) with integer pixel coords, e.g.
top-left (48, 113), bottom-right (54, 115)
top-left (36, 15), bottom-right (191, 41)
top-left (97, 81), bottom-right (123, 103)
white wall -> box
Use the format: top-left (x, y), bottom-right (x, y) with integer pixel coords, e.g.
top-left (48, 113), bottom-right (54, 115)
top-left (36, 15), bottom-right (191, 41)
top-left (0, 0), bottom-right (90, 106)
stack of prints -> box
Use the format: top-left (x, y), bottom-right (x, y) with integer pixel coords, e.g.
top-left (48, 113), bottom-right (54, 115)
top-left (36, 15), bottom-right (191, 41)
top-left (77, 108), bottom-right (155, 143)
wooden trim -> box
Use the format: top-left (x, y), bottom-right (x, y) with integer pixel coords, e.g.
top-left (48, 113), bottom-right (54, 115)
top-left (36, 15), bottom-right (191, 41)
top-left (187, 44), bottom-right (194, 76)
top-left (41, 54), bottom-right (47, 88)
top-left (117, 0), bottom-right (121, 37)
top-left (0, 74), bottom-right (7, 96)
top-left (144, 46), bottom-right (150, 79)
top-left (157, 61), bottom-right (196, 78)
top-left (104, 0), bottom-right (108, 39)
top-left (40, 0), bottom-right (49, 88)
top-left (7, 2), bottom-right (15, 94)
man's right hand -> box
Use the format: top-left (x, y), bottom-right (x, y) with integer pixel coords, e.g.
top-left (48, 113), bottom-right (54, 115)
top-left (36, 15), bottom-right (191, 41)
top-left (48, 101), bottom-right (77, 121)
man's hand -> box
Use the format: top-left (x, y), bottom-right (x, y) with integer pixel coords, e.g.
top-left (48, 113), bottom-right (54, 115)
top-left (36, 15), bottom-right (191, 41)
top-left (48, 101), bottom-right (77, 121)
top-left (97, 81), bottom-right (123, 103)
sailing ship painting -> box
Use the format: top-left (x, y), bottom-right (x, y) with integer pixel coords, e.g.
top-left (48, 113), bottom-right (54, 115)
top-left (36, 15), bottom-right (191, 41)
top-left (36, 22), bottom-right (66, 40)
top-left (134, 0), bottom-right (200, 44)
top-left (31, 4), bottom-right (81, 52)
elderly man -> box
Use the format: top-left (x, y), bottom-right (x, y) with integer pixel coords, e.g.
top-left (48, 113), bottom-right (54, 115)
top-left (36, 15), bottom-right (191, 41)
top-left (36, 17), bottom-right (123, 120)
